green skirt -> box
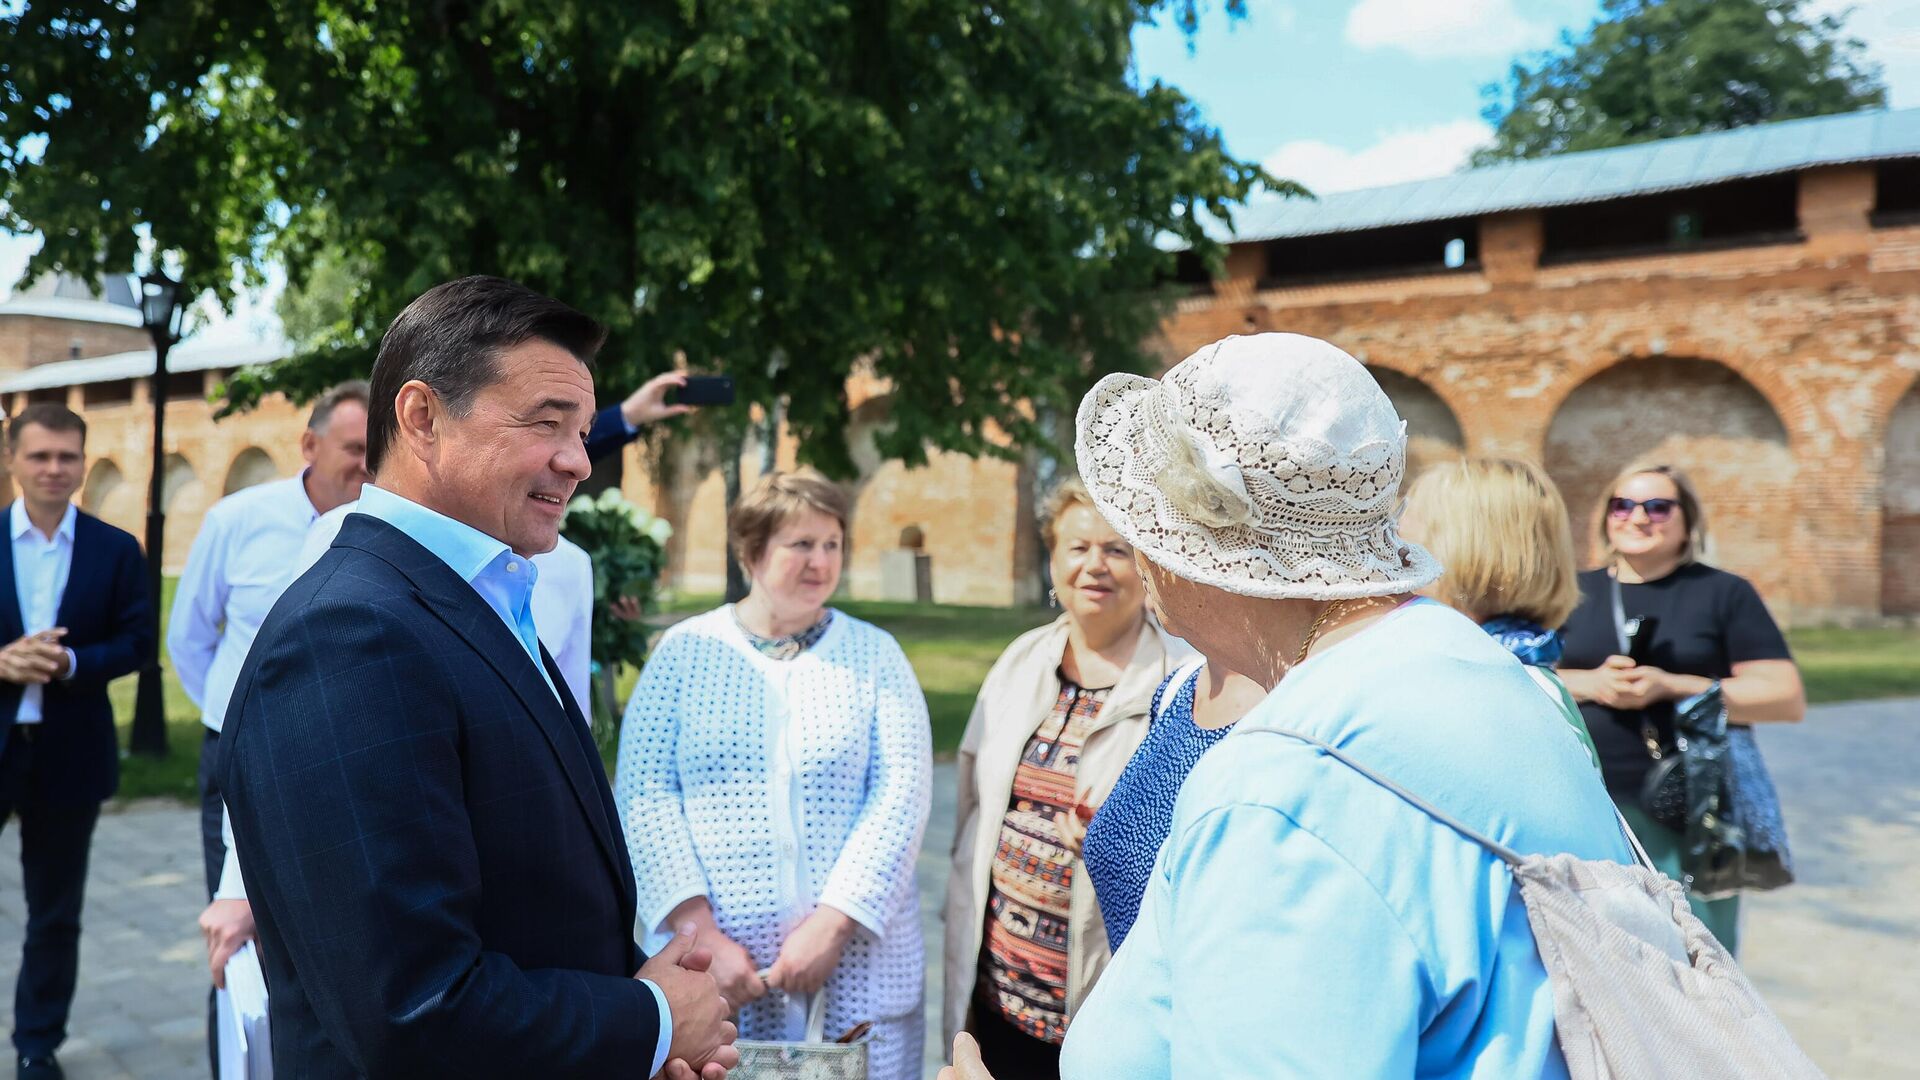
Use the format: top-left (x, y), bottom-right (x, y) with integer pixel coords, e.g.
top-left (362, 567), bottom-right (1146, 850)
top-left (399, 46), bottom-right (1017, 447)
top-left (1616, 800), bottom-right (1742, 956)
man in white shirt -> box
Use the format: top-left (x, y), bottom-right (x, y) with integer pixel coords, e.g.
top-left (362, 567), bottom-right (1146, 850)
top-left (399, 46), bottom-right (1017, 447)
top-left (0, 405), bottom-right (152, 1080)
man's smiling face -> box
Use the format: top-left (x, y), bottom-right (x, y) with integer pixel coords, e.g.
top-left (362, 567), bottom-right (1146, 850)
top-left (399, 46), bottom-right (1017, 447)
top-left (430, 338), bottom-right (596, 557)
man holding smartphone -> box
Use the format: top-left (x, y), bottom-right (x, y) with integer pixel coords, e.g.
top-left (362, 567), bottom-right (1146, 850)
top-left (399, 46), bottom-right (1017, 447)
top-left (0, 405), bottom-right (152, 1080)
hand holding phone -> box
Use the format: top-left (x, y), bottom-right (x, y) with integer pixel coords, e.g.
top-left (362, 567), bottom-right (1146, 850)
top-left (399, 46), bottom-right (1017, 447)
top-left (671, 375), bottom-right (735, 407)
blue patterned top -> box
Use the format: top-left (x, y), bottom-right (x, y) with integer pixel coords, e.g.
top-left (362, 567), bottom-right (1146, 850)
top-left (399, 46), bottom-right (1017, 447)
top-left (1082, 662), bottom-right (1232, 951)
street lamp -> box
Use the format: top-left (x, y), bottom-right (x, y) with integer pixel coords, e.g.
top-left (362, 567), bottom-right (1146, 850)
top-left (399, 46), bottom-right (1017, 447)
top-left (130, 271), bottom-right (184, 757)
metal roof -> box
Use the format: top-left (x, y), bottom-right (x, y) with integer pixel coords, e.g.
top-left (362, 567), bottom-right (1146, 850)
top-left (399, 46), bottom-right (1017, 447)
top-left (0, 340), bottom-right (286, 394)
top-left (0, 273), bottom-right (143, 327)
top-left (1213, 106), bottom-right (1920, 244)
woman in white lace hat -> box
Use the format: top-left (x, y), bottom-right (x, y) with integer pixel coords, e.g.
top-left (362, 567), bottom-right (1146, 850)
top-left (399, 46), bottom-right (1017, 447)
top-left (948, 333), bottom-right (1634, 1079)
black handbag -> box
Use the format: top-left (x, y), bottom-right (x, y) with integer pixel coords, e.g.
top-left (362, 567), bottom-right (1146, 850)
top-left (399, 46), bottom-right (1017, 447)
top-left (1613, 577), bottom-right (1793, 898)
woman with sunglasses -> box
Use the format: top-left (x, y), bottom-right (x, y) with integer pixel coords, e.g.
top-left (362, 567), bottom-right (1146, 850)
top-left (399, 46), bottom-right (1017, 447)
top-left (1557, 463), bottom-right (1806, 954)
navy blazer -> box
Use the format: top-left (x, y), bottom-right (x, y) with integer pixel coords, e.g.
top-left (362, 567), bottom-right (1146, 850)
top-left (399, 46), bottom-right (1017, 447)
top-left (583, 404), bottom-right (636, 465)
top-left (220, 514), bottom-right (660, 1079)
top-left (0, 505), bottom-right (151, 804)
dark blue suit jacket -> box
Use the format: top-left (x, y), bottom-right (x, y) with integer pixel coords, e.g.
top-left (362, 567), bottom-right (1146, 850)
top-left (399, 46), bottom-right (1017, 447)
top-left (584, 404), bottom-right (637, 464)
top-left (219, 514), bottom-right (660, 1078)
top-left (0, 505), bottom-right (151, 805)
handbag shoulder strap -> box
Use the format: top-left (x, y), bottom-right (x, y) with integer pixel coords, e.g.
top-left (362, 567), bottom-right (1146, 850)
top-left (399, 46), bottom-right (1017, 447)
top-left (1608, 571), bottom-right (1636, 656)
top-left (1241, 726), bottom-right (1656, 873)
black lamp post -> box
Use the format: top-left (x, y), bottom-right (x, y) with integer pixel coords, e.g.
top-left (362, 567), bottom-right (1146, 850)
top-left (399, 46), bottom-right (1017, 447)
top-left (130, 271), bottom-right (184, 757)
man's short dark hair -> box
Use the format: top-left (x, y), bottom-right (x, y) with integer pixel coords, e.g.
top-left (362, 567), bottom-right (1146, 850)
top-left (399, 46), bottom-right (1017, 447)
top-left (7, 403), bottom-right (87, 448)
top-left (366, 276), bottom-right (606, 473)
top-left (308, 379), bottom-right (371, 434)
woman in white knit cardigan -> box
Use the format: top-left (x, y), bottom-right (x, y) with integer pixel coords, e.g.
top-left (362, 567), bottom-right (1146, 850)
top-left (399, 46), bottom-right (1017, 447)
top-left (614, 471), bottom-right (933, 1080)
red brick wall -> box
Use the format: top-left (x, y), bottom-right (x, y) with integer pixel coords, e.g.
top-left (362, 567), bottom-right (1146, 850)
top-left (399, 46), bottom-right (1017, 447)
top-left (1153, 190), bottom-right (1920, 624)
top-left (1885, 383), bottom-right (1920, 616)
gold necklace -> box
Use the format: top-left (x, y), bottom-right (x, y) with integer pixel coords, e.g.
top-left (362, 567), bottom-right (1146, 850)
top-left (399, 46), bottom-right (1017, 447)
top-left (1295, 599), bottom-right (1349, 665)
top-left (1295, 595), bottom-right (1392, 665)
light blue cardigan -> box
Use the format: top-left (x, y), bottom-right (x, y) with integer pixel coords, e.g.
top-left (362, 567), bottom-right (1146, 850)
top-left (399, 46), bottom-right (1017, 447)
top-left (1063, 599), bottom-right (1631, 1079)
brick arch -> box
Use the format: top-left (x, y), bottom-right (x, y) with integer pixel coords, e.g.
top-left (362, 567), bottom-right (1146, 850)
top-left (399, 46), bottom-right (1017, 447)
top-left (842, 393), bottom-right (1024, 605)
top-left (1544, 357), bottom-right (1797, 607)
top-left (160, 453), bottom-right (208, 572)
top-left (1538, 346), bottom-right (1820, 456)
top-left (222, 446), bottom-right (281, 495)
top-left (843, 395), bottom-right (903, 600)
top-left (81, 458), bottom-right (141, 536)
top-left (1882, 380), bottom-right (1920, 615)
top-left (1365, 365), bottom-right (1466, 483)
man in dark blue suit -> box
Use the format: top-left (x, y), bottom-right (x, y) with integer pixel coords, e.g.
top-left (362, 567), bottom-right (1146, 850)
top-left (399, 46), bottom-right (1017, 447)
top-left (220, 277), bottom-right (736, 1079)
top-left (0, 404), bottom-right (152, 1080)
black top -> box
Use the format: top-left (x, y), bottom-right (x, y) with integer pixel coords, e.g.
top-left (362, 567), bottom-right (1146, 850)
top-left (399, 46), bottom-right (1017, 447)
top-left (1560, 562), bottom-right (1791, 793)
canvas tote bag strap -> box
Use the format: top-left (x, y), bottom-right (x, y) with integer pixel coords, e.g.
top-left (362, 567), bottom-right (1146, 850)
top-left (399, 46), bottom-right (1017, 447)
top-left (1244, 728), bottom-right (1657, 873)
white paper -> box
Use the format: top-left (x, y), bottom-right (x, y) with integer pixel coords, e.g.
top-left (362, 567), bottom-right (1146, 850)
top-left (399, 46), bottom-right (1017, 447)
top-left (217, 942), bottom-right (273, 1080)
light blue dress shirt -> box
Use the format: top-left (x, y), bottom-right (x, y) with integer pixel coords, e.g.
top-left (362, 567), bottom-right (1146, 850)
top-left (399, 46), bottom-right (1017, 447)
top-left (298, 499), bottom-right (596, 714)
top-left (10, 500), bottom-right (79, 724)
top-left (1062, 599), bottom-right (1632, 1079)
top-left (354, 484), bottom-right (556, 699)
top-left (351, 484), bottom-right (672, 1076)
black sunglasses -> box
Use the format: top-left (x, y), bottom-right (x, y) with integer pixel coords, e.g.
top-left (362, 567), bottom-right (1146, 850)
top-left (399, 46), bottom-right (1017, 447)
top-left (1607, 497), bottom-right (1679, 523)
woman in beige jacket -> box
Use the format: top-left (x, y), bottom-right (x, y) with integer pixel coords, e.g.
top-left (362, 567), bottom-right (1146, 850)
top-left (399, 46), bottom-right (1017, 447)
top-left (942, 479), bottom-right (1191, 1078)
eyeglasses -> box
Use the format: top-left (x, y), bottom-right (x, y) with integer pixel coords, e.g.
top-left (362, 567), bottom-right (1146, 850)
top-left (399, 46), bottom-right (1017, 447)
top-left (1607, 497), bottom-right (1679, 523)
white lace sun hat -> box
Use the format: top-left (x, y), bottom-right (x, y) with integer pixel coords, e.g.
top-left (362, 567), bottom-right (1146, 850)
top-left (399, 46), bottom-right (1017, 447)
top-left (1074, 332), bottom-right (1440, 601)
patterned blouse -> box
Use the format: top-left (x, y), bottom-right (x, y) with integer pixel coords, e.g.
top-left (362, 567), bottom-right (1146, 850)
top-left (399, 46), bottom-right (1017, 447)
top-left (1082, 662), bottom-right (1233, 951)
top-left (977, 673), bottom-right (1110, 1045)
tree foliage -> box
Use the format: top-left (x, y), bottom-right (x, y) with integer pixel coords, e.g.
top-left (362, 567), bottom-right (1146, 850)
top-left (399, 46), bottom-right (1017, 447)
top-left (1475, 0), bottom-right (1886, 164)
top-left (2, 0), bottom-right (1278, 477)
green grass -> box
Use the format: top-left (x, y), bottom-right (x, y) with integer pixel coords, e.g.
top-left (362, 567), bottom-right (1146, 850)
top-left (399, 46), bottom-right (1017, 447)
top-left (106, 576), bottom-right (205, 803)
top-left (108, 579), bottom-right (1920, 804)
top-left (1787, 626), bottom-right (1920, 704)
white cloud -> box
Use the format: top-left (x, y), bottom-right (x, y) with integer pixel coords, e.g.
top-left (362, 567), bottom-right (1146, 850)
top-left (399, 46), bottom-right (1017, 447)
top-left (1261, 119), bottom-right (1494, 195)
top-left (1345, 0), bottom-right (1552, 60)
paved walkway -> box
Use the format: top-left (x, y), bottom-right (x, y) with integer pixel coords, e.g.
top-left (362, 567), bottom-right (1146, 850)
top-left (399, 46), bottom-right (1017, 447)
top-left (2, 697), bottom-right (1914, 1079)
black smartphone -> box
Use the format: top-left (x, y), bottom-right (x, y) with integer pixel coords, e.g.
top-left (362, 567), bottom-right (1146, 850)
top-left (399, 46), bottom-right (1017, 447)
top-left (1625, 615), bottom-right (1660, 665)
top-left (672, 375), bottom-right (735, 407)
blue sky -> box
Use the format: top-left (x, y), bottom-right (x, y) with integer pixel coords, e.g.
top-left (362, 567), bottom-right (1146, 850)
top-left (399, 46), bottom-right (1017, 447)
top-left (1134, 0), bottom-right (1920, 194)
top-left (4, 0), bottom-right (1918, 342)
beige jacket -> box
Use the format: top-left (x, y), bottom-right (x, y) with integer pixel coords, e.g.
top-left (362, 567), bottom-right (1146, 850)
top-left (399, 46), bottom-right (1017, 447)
top-left (941, 613), bottom-right (1192, 1043)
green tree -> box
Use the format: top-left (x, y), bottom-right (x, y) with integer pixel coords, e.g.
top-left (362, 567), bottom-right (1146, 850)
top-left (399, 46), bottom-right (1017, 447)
top-left (3, 1), bottom-right (1279, 488)
top-left (1475, 0), bottom-right (1886, 164)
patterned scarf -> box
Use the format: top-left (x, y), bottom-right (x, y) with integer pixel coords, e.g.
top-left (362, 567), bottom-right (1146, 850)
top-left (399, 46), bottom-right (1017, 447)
top-left (1482, 615), bottom-right (1564, 668)
top-left (734, 607), bottom-right (834, 661)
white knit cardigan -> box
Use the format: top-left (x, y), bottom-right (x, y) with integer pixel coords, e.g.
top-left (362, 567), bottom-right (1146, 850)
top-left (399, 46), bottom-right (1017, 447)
top-left (614, 606), bottom-right (934, 1038)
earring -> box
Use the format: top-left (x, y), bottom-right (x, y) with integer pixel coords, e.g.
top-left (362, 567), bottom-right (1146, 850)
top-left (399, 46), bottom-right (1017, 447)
top-left (1047, 588), bottom-right (1059, 608)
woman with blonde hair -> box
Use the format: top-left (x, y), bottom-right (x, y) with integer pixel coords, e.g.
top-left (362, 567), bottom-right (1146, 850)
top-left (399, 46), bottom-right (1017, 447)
top-left (943, 478), bottom-right (1191, 1079)
top-left (1399, 457), bottom-right (1598, 766)
top-left (1557, 463), bottom-right (1805, 954)
top-left (615, 470), bottom-right (932, 1080)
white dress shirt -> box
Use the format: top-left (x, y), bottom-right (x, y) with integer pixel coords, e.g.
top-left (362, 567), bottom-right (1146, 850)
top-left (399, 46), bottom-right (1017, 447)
top-left (167, 474), bottom-right (321, 733)
top-left (298, 499), bottom-right (596, 712)
top-left (10, 501), bottom-right (80, 724)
